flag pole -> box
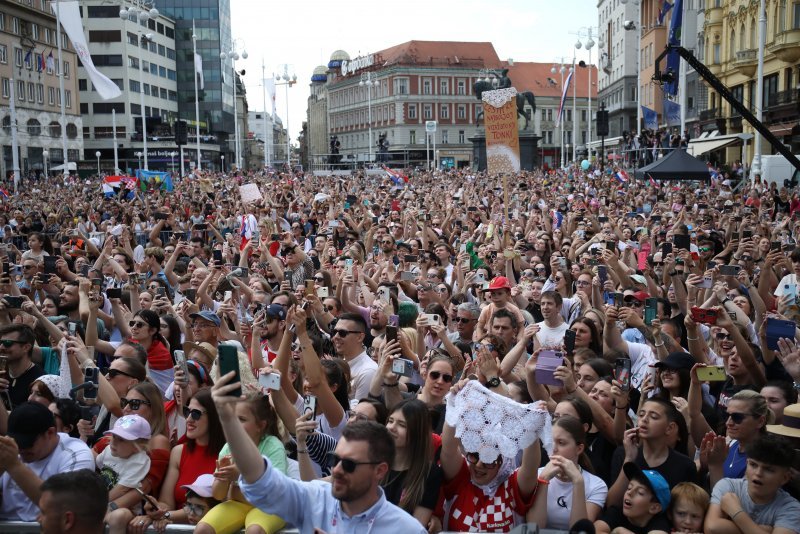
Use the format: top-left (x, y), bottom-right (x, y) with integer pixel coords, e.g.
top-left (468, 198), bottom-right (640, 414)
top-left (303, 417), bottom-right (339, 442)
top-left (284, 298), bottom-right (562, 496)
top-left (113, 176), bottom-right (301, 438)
top-left (9, 79), bottom-right (21, 193)
top-left (112, 108), bottom-right (119, 173)
top-left (678, 0), bottom-right (688, 136)
top-left (55, 0), bottom-right (69, 176)
top-left (262, 58), bottom-right (268, 169)
top-left (192, 19), bottom-right (201, 170)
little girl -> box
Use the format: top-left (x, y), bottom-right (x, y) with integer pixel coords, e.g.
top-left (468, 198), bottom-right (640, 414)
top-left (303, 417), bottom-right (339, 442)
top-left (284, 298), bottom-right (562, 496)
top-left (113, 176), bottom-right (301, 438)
top-left (95, 414), bottom-right (152, 508)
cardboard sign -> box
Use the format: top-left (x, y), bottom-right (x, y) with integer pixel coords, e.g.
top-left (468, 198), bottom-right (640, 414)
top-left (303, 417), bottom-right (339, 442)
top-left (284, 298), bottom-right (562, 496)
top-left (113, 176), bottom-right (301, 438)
top-left (482, 87), bottom-right (521, 174)
top-left (239, 183), bottom-right (262, 205)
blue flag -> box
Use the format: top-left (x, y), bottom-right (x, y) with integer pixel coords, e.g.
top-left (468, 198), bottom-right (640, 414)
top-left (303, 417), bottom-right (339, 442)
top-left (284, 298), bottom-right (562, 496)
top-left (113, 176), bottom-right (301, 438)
top-left (664, 0), bottom-right (683, 97)
top-left (658, 0), bottom-right (674, 25)
top-left (663, 99), bottom-right (681, 126)
top-left (642, 106), bottom-right (658, 130)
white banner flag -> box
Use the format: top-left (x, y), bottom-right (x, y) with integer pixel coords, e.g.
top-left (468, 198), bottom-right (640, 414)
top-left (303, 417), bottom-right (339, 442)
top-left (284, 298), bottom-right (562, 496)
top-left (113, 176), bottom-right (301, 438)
top-left (194, 53), bottom-right (204, 90)
top-left (52, 1), bottom-right (121, 100)
top-left (265, 78), bottom-right (276, 117)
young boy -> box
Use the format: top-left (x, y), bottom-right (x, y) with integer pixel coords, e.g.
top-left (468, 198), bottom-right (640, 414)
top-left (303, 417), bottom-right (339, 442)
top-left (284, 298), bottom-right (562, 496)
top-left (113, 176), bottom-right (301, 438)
top-left (595, 463), bottom-right (671, 534)
top-left (668, 482), bottom-right (709, 534)
top-left (705, 433), bottom-right (800, 534)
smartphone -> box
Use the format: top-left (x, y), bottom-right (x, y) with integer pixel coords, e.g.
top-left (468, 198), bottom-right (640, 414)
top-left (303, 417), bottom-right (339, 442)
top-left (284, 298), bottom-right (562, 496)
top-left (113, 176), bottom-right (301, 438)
top-left (154, 212), bottom-right (168, 221)
top-left (424, 313), bottom-right (440, 325)
top-left (697, 275), bottom-right (714, 289)
top-left (719, 265), bottom-right (741, 277)
top-left (391, 357), bottom-right (414, 377)
top-left (743, 230), bottom-right (753, 239)
top-left (173, 349), bottom-right (189, 383)
top-left (224, 290), bottom-right (233, 301)
top-left (765, 317), bottom-right (797, 350)
top-left (106, 287), bottom-right (122, 299)
top-left (156, 287), bottom-right (166, 297)
top-left (134, 487), bottom-right (161, 509)
top-left (317, 287), bottom-right (329, 298)
top-left (404, 255), bottom-right (418, 263)
top-left (258, 372), bottom-right (281, 391)
top-left (43, 256), bottom-right (58, 275)
top-left (644, 298), bottom-right (658, 326)
top-left (598, 216), bottom-right (609, 223)
top-left (81, 264), bottom-right (91, 277)
top-left (475, 273), bottom-right (486, 284)
top-left (195, 223), bottom-right (208, 231)
top-left (564, 329), bottom-right (576, 354)
top-left (68, 321), bottom-right (77, 336)
top-left (536, 351), bottom-right (564, 386)
top-left (772, 241), bottom-right (783, 251)
top-left (213, 249), bottom-right (223, 264)
top-left (400, 271), bottom-right (415, 281)
top-left (270, 233), bottom-right (280, 242)
top-left (91, 278), bottom-right (103, 288)
top-left (696, 365), bottom-right (727, 381)
top-left (661, 242), bottom-right (673, 255)
top-left (690, 306), bottom-right (717, 325)
top-left (218, 345), bottom-right (242, 397)
top-left (183, 288), bottom-right (197, 303)
top-left (303, 395), bottom-right (317, 419)
top-left (615, 358), bottom-right (632, 390)
top-left (377, 286), bottom-right (391, 302)
top-left (613, 292), bottom-right (624, 308)
top-left (673, 234), bottom-right (691, 251)
top-left (84, 367), bottom-right (99, 400)
top-left (305, 280), bottom-right (315, 297)
top-left (707, 260), bottom-right (717, 269)
top-left (597, 265), bottom-right (608, 285)
top-left (386, 325), bottom-right (398, 344)
top-left (650, 215), bottom-right (662, 223)
top-left (0, 357), bottom-right (8, 381)
top-left (345, 258), bottom-right (354, 277)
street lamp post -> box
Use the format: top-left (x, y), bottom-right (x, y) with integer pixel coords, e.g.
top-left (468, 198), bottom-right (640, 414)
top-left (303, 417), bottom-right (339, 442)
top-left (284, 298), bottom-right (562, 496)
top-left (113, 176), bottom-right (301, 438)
top-left (119, 1), bottom-right (159, 171)
top-left (136, 151), bottom-right (143, 169)
top-left (551, 59), bottom-right (568, 168)
top-left (575, 27), bottom-right (602, 161)
top-left (621, 0), bottom-right (642, 136)
top-left (42, 150), bottom-right (48, 178)
top-left (170, 151), bottom-right (176, 172)
top-left (95, 151), bottom-right (101, 175)
top-left (359, 72), bottom-right (379, 165)
top-left (274, 64), bottom-right (297, 169)
top-left (221, 154), bottom-right (225, 173)
top-left (220, 40), bottom-right (248, 171)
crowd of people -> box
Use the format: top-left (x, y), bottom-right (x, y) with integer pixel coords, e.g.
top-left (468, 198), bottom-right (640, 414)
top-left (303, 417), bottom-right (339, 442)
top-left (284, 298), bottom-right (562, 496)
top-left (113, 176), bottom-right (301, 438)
top-left (0, 162), bottom-right (799, 534)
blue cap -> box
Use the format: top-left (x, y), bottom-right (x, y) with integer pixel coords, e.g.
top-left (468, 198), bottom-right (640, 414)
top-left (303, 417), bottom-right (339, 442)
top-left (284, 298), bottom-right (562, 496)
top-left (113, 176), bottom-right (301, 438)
top-left (189, 310), bottom-right (221, 327)
top-left (623, 462), bottom-right (670, 510)
top-left (265, 304), bottom-right (286, 320)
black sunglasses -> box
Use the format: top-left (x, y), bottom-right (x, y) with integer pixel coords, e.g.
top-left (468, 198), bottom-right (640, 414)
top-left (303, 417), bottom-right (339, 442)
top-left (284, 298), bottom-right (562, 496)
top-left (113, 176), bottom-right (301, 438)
top-left (183, 406), bottom-right (206, 421)
top-left (326, 452), bottom-right (381, 473)
top-left (0, 339), bottom-right (27, 347)
top-left (428, 371), bottom-right (453, 383)
top-left (106, 368), bottom-right (137, 380)
top-left (727, 411), bottom-right (754, 424)
top-left (332, 329), bottom-right (362, 338)
top-left (120, 397), bottom-right (151, 410)
top-left (129, 320), bottom-right (148, 329)
top-left (453, 317), bottom-right (473, 323)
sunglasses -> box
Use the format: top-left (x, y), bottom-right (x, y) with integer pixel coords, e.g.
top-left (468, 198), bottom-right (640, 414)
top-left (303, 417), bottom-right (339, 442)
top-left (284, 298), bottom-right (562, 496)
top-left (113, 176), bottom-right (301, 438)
top-left (464, 452), bottom-right (502, 467)
top-left (453, 317), bottom-right (473, 323)
top-left (624, 298), bottom-right (644, 307)
top-left (183, 503), bottom-right (207, 517)
top-left (332, 329), bottom-right (362, 337)
top-left (428, 370), bottom-right (453, 383)
top-left (727, 411), bottom-right (754, 424)
top-left (416, 285), bottom-right (432, 292)
top-left (0, 339), bottom-right (26, 347)
top-left (106, 368), bottom-right (137, 380)
top-left (313, 276), bottom-right (325, 282)
top-left (120, 397), bottom-right (151, 410)
top-left (325, 452), bottom-right (381, 473)
top-left (129, 320), bottom-right (148, 329)
top-left (183, 406), bottom-right (206, 421)
top-left (715, 332), bottom-right (732, 341)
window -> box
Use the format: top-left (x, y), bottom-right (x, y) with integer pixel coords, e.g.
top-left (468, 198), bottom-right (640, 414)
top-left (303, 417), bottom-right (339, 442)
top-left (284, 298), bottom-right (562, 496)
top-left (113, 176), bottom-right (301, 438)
top-left (150, 63), bottom-right (158, 75)
top-left (44, 27), bottom-right (51, 44)
top-left (423, 104), bottom-right (432, 119)
top-left (409, 130), bottom-right (416, 144)
top-left (129, 80), bottom-right (140, 93)
top-left (128, 32), bottom-right (138, 45)
top-left (165, 27), bottom-right (174, 39)
top-left (440, 105), bottom-right (449, 119)
top-left (36, 83), bottom-right (43, 104)
top-left (93, 103), bottom-right (125, 114)
top-left (14, 48), bottom-right (22, 67)
top-left (131, 103), bottom-right (141, 115)
top-left (0, 13), bottom-right (4, 31)
top-left (17, 80), bottom-right (24, 101)
top-left (160, 87), bottom-right (167, 99)
top-left (476, 104), bottom-right (482, 119)
top-left (440, 79), bottom-right (449, 95)
top-left (167, 69), bottom-right (176, 81)
top-left (166, 48), bottom-right (176, 60)
top-left (89, 30), bottom-right (121, 42)
top-left (90, 55), bottom-right (122, 67)
top-left (27, 82), bottom-right (34, 102)
top-left (545, 108), bottom-right (553, 121)
top-left (457, 80), bottom-right (466, 95)
top-left (794, 1), bottom-right (800, 28)
top-left (66, 123), bottom-right (77, 138)
top-left (12, 16), bottom-right (20, 34)
top-left (128, 56), bottom-right (139, 69)
top-left (566, 110), bottom-right (572, 122)
top-left (457, 104), bottom-right (466, 119)
top-left (1, 78), bottom-right (9, 98)
top-left (459, 130), bottom-right (465, 143)
top-left (65, 90), bottom-right (71, 108)
top-left (713, 43), bottom-right (721, 64)
top-left (159, 66), bottom-right (166, 78)
top-left (394, 78), bottom-right (409, 95)
top-left (442, 130), bottom-right (449, 143)
top-left (158, 44), bottom-right (166, 56)
top-left (87, 5), bottom-right (120, 17)
top-left (48, 87), bottom-right (55, 105)
top-left (0, 45), bottom-right (6, 64)
top-left (63, 61), bottom-right (70, 78)
top-left (423, 79), bottom-right (432, 95)
top-left (143, 84), bottom-right (150, 96)
top-left (581, 110), bottom-right (587, 122)
top-left (27, 119), bottom-right (40, 136)
top-left (408, 104), bottom-right (417, 119)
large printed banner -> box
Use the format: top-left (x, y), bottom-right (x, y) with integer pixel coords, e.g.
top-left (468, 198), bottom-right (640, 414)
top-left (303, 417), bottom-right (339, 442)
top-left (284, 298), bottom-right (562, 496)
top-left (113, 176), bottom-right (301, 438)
top-left (482, 87), bottom-right (520, 174)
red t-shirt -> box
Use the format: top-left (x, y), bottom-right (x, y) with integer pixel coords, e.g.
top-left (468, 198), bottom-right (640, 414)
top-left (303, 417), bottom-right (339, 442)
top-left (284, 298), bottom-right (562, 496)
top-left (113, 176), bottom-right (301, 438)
top-left (443, 461), bottom-right (536, 532)
top-left (173, 443), bottom-right (216, 508)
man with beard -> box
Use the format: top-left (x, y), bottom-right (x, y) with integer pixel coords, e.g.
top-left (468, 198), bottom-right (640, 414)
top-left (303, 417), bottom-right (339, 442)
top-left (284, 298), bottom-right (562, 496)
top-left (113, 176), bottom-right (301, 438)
top-left (211, 378), bottom-right (426, 534)
top-left (254, 304), bottom-right (286, 364)
top-left (332, 313), bottom-right (375, 406)
top-left (58, 282), bottom-right (109, 340)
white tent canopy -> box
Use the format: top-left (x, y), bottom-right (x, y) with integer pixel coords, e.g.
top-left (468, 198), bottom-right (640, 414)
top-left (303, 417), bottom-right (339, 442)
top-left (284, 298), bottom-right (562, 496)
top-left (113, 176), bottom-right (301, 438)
top-left (688, 131), bottom-right (753, 157)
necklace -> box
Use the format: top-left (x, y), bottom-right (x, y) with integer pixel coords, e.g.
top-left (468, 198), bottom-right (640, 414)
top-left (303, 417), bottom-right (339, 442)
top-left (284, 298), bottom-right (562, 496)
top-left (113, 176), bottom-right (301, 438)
top-left (9, 362), bottom-right (33, 388)
top-left (728, 441), bottom-right (744, 469)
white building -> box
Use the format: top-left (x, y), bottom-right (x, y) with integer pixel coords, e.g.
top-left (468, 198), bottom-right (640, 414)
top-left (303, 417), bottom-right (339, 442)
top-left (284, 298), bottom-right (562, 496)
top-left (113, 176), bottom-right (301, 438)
top-left (78, 0), bottom-right (179, 172)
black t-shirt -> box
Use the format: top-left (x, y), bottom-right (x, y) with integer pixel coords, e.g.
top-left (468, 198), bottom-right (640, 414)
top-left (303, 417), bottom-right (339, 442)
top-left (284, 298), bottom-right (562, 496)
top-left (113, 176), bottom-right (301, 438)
top-left (382, 463), bottom-right (443, 512)
top-left (8, 363), bottom-right (44, 409)
top-left (587, 430), bottom-right (617, 487)
top-left (610, 446), bottom-right (697, 491)
top-left (600, 506), bottom-right (671, 534)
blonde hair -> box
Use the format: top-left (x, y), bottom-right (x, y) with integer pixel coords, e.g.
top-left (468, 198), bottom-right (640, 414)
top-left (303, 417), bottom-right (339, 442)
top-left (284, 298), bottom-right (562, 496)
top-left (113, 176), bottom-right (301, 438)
top-left (668, 482), bottom-right (710, 516)
top-left (731, 389), bottom-right (775, 426)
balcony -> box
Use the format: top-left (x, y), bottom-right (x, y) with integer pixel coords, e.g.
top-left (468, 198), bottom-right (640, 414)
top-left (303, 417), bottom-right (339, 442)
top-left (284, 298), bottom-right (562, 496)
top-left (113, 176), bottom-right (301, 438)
top-left (706, 6), bottom-right (723, 25)
top-left (768, 29), bottom-right (800, 62)
top-left (732, 49), bottom-right (758, 77)
top-left (708, 62), bottom-right (722, 76)
top-left (700, 108), bottom-right (720, 121)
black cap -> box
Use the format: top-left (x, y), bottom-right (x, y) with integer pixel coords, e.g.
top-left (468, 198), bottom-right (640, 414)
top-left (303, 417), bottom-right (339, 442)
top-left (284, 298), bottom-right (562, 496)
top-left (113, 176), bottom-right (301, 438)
top-left (8, 402), bottom-right (55, 449)
top-left (654, 352), bottom-right (695, 371)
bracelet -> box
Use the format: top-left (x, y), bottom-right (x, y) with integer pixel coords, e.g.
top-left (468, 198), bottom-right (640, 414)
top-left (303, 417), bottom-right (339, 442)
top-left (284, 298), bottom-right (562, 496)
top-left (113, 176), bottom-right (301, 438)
top-left (383, 381), bottom-right (399, 388)
top-left (537, 478), bottom-right (550, 486)
top-left (654, 342), bottom-right (665, 348)
top-left (615, 405), bottom-right (629, 410)
top-left (565, 387), bottom-right (576, 394)
top-left (730, 509), bottom-right (745, 521)
top-left (297, 449), bottom-right (308, 454)
top-left (687, 336), bottom-right (699, 341)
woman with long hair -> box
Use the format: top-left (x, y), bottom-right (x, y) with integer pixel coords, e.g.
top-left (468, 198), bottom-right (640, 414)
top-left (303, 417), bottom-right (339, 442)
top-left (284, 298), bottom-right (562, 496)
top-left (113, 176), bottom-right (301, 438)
top-left (383, 399), bottom-right (443, 526)
top-left (127, 309), bottom-right (174, 393)
top-left (159, 315), bottom-right (183, 358)
top-left (569, 317), bottom-right (603, 357)
top-left (529, 415), bottom-right (608, 529)
top-left (196, 395), bottom-right (288, 534)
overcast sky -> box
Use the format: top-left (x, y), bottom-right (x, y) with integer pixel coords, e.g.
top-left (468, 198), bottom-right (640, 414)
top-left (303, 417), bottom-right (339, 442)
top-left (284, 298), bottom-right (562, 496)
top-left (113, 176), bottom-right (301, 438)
top-left (231, 0), bottom-right (599, 142)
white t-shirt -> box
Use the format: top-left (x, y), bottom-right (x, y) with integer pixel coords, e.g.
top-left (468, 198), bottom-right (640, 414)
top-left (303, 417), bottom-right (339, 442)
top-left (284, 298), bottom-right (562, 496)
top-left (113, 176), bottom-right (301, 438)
top-left (626, 341), bottom-right (657, 390)
top-left (346, 350), bottom-right (378, 404)
top-left (537, 467), bottom-right (608, 530)
top-left (536, 321), bottom-right (569, 349)
top-left (96, 448), bottom-right (150, 489)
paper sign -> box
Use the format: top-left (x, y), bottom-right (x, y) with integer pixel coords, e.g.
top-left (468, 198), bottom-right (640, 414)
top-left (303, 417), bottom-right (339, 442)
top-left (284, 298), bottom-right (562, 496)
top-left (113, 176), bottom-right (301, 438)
top-left (239, 183), bottom-right (262, 205)
top-left (482, 87), bottom-right (521, 174)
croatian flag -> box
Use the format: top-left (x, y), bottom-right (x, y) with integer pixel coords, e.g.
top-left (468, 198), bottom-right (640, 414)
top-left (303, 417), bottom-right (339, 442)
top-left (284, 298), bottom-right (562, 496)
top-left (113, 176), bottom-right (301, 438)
top-left (239, 213), bottom-right (258, 251)
top-left (551, 210), bottom-right (564, 229)
top-left (556, 69), bottom-right (574, 127)
top-left (648, 174), bottom-right (660, 189)
top-left (615, 170), bottom-right (630, 184)
top-left (0, 188), bottom-right (10, 200)
top-left (382, 165), bottom-right (408, 185)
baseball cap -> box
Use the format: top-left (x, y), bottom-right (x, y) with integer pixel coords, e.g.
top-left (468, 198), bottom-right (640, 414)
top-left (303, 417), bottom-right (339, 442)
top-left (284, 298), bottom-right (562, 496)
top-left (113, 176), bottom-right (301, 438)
top-left (623, 462), bottom-right (670, 510)
top-left (7, 402), bottom-right (56, 449)
top-left (105, 414), bottom-right (152, 441)
top-left (189, 310), bottom-right (221, 327)
top-left (628, 290), bottom-right (650, 302)
top-left (654, 352), bottom-right (696, 371)
top-left (629, 274), bottom-right (647, 285)
top-left (486, 276), bottom-right (512, 291)
top-left (265, 304), bottom-right (287, 320)
top-left (181, 473), bottom-right (215, 498)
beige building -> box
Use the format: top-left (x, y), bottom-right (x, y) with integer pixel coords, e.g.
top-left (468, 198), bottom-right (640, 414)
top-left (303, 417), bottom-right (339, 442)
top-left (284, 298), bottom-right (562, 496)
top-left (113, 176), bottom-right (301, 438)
top-left (0, 0), bottom-right (82, 177)
top-left (306, 64), bottom-right (328, 171)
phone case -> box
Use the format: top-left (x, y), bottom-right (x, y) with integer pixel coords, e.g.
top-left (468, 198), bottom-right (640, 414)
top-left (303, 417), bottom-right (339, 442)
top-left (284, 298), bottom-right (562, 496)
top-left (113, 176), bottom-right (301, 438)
top-left (696, 366), bottom-right (727, 381)
top-left (765, 318), bottom-right (797, 350)
top-left (218, 345), bottom-right (241, 397)
top-left (258, 372), bottom-right (281, 391)
top-left (535, 352), bottom-right (564, 386)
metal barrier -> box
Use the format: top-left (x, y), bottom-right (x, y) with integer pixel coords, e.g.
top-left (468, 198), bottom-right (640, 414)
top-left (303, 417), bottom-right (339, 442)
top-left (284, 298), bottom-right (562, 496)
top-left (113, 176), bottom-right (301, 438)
top-left (0, 522), bottom-right (301, 533)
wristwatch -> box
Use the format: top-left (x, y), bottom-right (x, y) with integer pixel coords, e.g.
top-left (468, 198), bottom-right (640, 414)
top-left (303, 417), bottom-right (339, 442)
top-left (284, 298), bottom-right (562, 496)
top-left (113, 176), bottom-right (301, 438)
top-left (484, 376), bottom-right (501, 389)
top-left (108, 502), bottom-right (119, 511)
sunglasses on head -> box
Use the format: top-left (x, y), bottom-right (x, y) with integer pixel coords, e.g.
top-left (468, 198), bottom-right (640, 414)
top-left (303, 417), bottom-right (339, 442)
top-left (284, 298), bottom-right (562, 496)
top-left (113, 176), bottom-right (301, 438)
top-left (464, 452), bottom-right (502, 467)
top-left (183, 406), bottom-right (206, 421)
top-left (325, 451), bottom-right (381, 473)
top-left (120, 397), bottom-right (151, 410)
top-left (428, 370), bottom-right (453, 383)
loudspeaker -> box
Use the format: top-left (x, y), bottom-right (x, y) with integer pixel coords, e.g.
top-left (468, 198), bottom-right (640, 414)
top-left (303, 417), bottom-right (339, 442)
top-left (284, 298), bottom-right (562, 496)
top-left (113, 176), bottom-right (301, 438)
top-left (174, 120), bottom-right (188, 145)
top-left (596, 109), bottom-right (609, 137)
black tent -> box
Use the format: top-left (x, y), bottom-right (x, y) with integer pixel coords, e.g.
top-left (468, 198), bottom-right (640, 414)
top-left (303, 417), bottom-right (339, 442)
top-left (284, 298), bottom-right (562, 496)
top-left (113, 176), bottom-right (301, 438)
top-left (634, 148), bottom-right (710, 181)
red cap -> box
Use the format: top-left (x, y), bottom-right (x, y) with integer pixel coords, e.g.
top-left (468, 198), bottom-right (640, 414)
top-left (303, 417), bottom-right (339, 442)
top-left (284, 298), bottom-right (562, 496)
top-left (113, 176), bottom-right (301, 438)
top-left (631, 290), bottom-right (650, 302)
top-left (487, 276), bottom-right (512, 291)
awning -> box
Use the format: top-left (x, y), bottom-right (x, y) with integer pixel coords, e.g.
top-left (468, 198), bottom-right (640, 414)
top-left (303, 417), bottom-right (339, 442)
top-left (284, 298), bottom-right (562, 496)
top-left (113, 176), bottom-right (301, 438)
top-left (688, 132), bottom-right (753, 157)
top-left (769, 122), bottom-right (797, 136)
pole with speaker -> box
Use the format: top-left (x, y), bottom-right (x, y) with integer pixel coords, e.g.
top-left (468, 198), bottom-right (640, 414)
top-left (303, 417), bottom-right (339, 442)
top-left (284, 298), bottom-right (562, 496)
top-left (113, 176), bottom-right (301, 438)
top-left (596, 104), bottom-right (609, 173)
